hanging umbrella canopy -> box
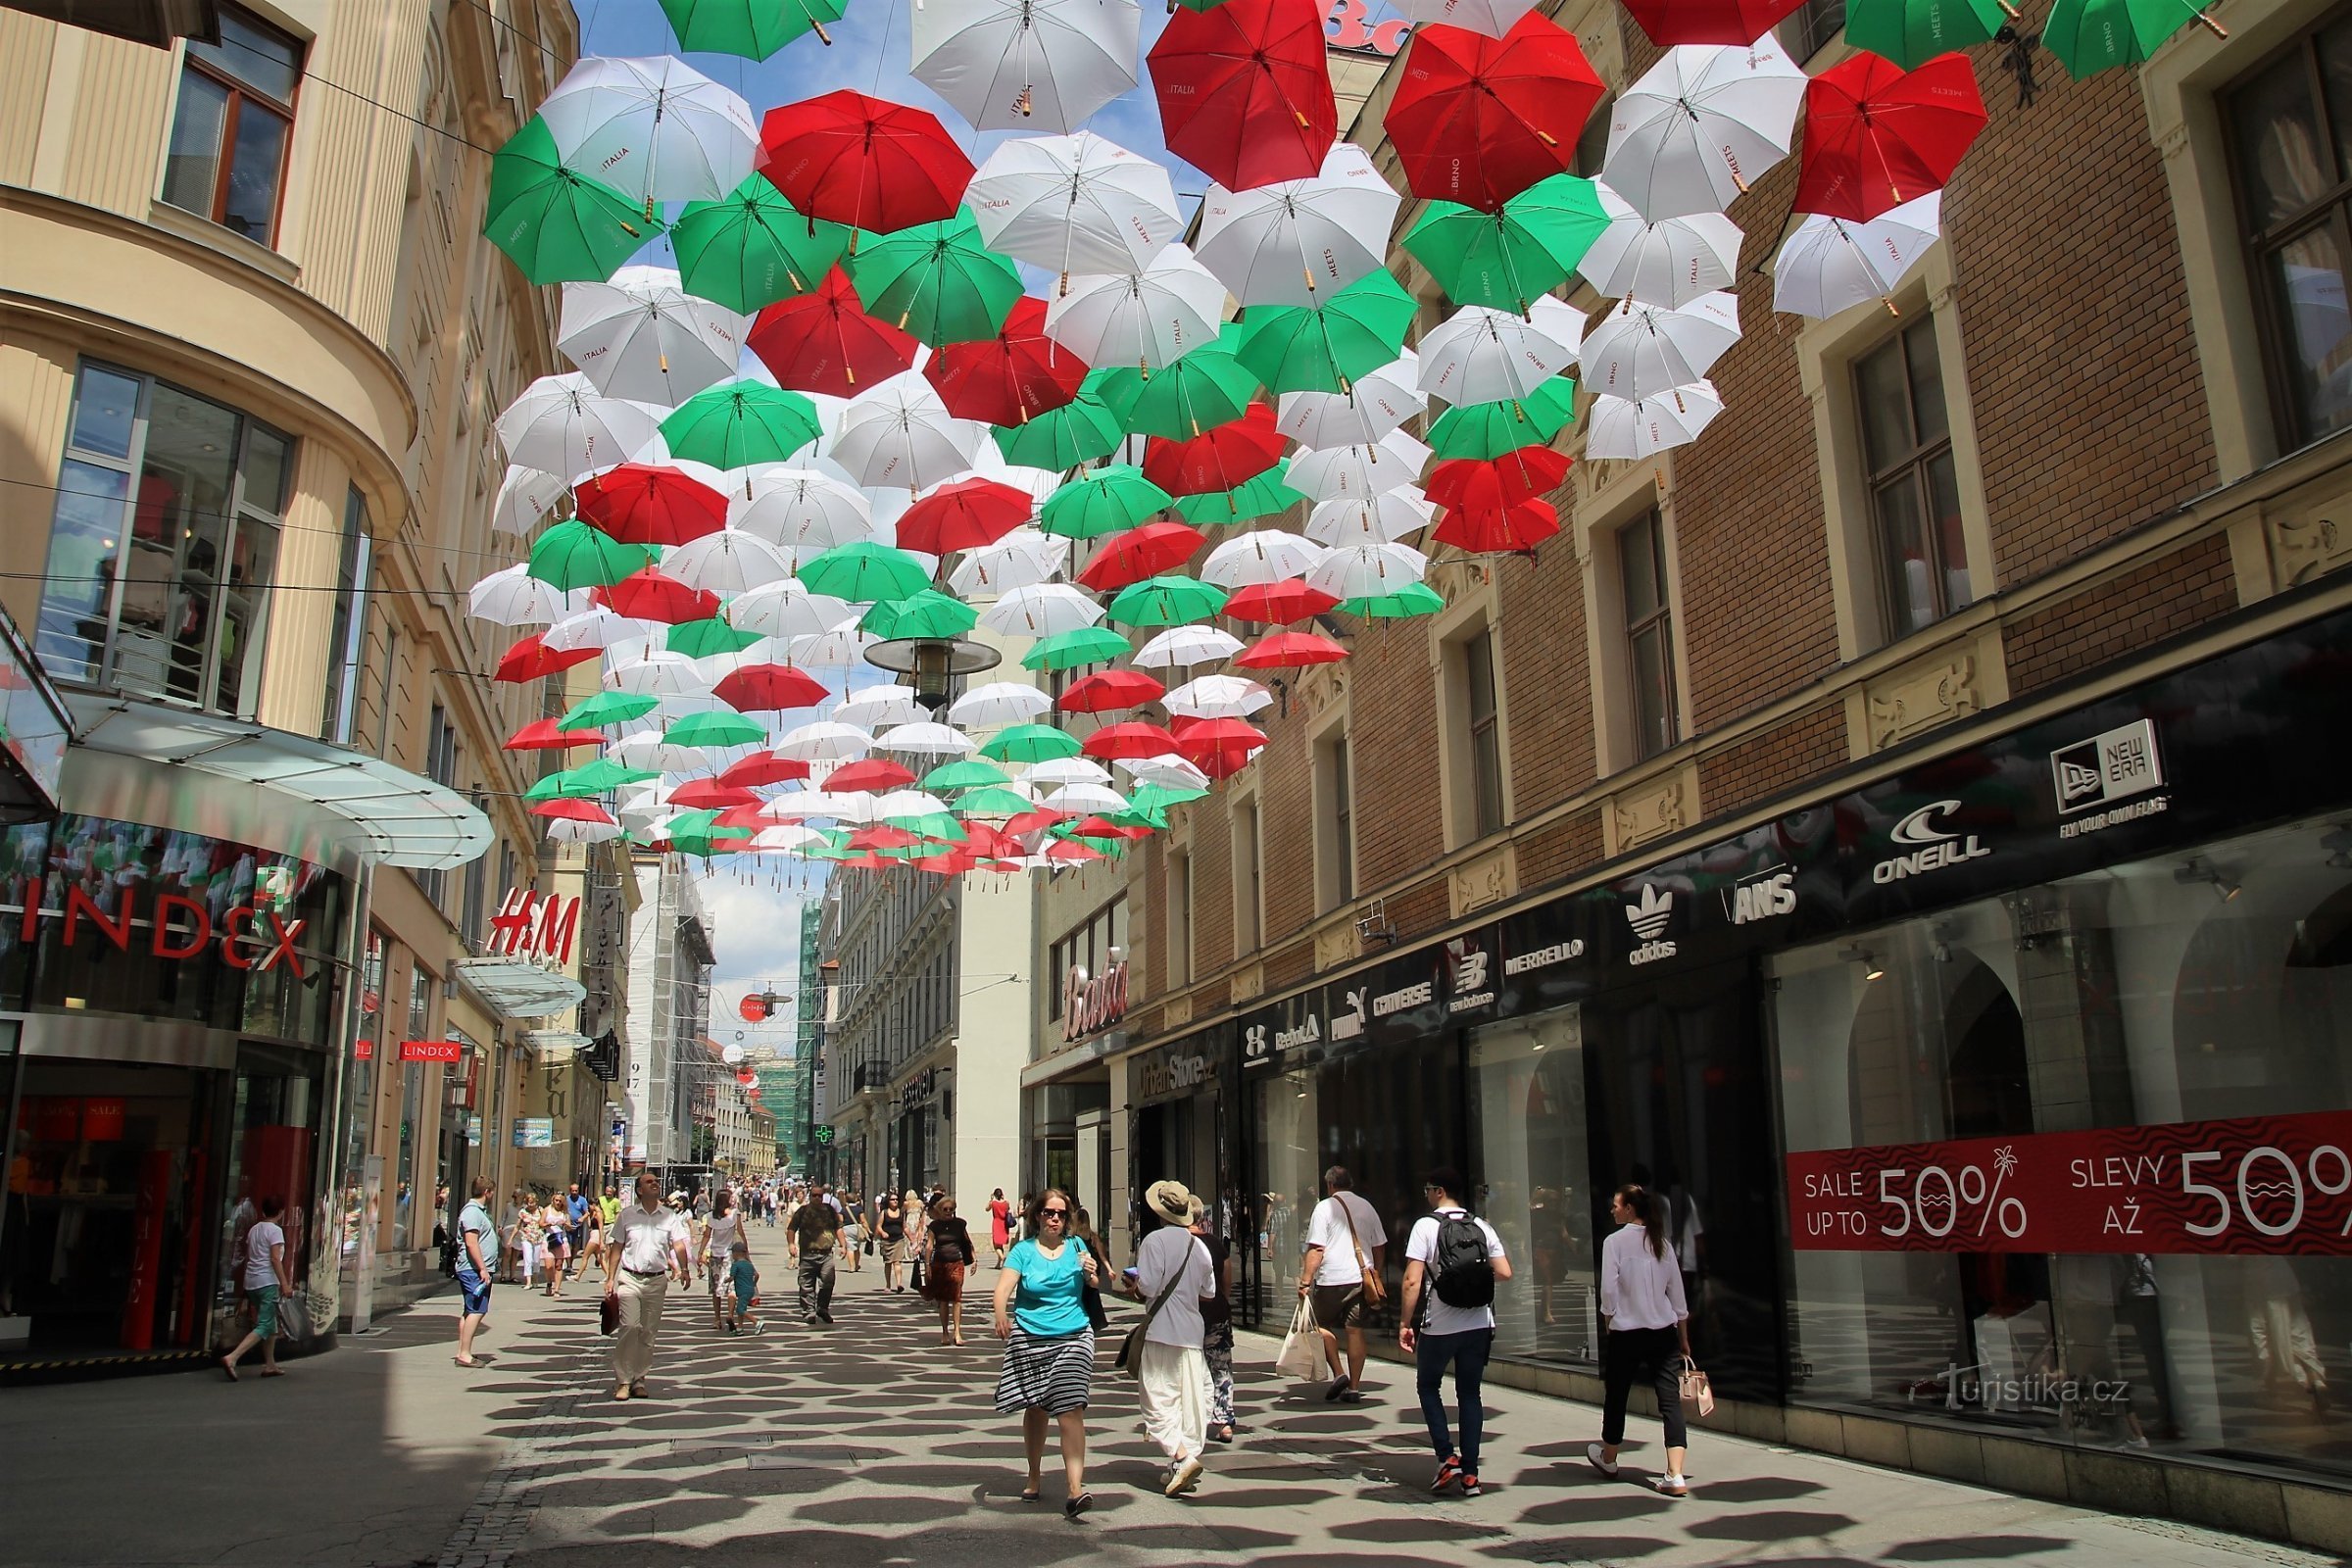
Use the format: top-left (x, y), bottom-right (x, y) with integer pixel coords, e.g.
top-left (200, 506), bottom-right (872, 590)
top-left (482, 116), bottom-right (655, 285)
top-left (1120, 755), bottom-right (1213, 792)
top-left (1223, 577), bottom-right (1341, 624)
top-left (1580, 290), bottom-right (1743, 403)
top-left (1416, 300), bottom-right (1584, 408)
top-left (1404, 172), bottom-right (1610, 314)
top-left (1386, 15), bottom-right (1604, 213)
top-left (664, 710), bottom-right (768, 749)
top-left (672, 175), bottom-right (851, 312)
top-left (1195, 142), bottom-right (1401, 309)
top-left (1276, 351), bottom-right (1426, 449)
top-left (1171, 466), bottom-right (1308, 525)
top-left (559, 267), bottom-right (749, 403)
top-left (659, 0), bottom-right (848, 57)
top-left (955, 528), bottom-right (1068, 596)
top-left (1041, 465), bottom-right (1173, 539)
top-left (596, 566), bottom-right (719, 624)
top-left (1060, 668), bottom-right (1167, 712)
top-left (1172, 716), bottom-right (1267, 779)
top-left (1024, 756), bottom-right (1113, 786)
top-left (981, 582), bottom-right (1104, 637)
top-left (758, 90), bottom-right (976, 234)
top-left (669, 779), bottom-right (760, 811)
top-left (790, 616), bottom-right (884, 666)
top-left (992, 368), bottom-right (1127, 468)
top-left (1435, 495), bottom-right (1560, 554)
top-left (505, 717), bottom-right (606, 751)
top-left (748, 267), bottom-right (922, 396)
top-left (660, 381), bottom-right (822, 470)
top-left (1232, 270), bottom-right (1416, 397)
top-left (924, 297), bottom-right (1091, 424)
top-left (723, 578), bottom-right (853, 639)
top-left (1602, 36), bottom-right (1806, 221)
top-left (910, 0), bottom-right (1142, 133)
top-left (1584, 380), bottom-right (1724, 458)
top-left (528, 758), bottom-right (662, 800)
top-left (1165, 673), bottom-right (1273, 719)
top-left (1098, 346), bottom-right (1262, 438)
top-left (1287, 430), bottom-right (1432, 501)
top-left (499, 372), bottom-right (664, 477)
top-left (562, 689), bottom-right (661, 729)
top-left (1083, 721), bottom-right (1182, 760)
top-left (1133, 624), bottom-right (1246, 668)
top-left (500, 635), bottom-right (600, 692)
top-left (1389, 0), bottom-right (1541, 34)
top-left (799, 539), bottom-right (938, 601)
top-left (2042, 0), bottom-right (2222, 79)
top-left (544, 608), bottom-right (661, 654)
top-left (538, 55), bottom-right (758, 209)
top-left (1078, 521), bottom-right (1209, 591)
top-left (664, 528), bottom-right (794, 596)
top-left (1794, 52), bottom-right (1988, 223)
top-left (831, 374), bottom-right (985, 492)
top-left (1575, 183), bottom-right (1744, 309)
top-left (719, 750), bottom-right (814, 788)
top-left (533, 797), bottom-right (619, 825)
top-left (1619, 0), bottom-right (1807, 43)
top-left (948, 682), bottom-right (1053, 728)
top-left (1773, 191), bottom-right (1942, 318)
top-left (1023, 625), bottom-right (1133, 669)
top-left (712, 662), bottom-right (830, 712)
top-left (826, 758), bottom-right (920, 793)
top-left (1143, 404), bottom-right (1285, 498)
top-left (1844, 0), bottom-right (2012, 70)
top-left (493, 466), bottom-right (569, 536)
top-left (861, 588), bottom-right (979, 640)
top-left (1105, 574), bottom-right (1230, 626)
top-left (1426, 375), bottom-right (1577, 459)
top-left (1200, 530), bottom-right (1327, 588)
top-left (1149, 0), bottom-right (1338, 192)
top-left (469, 563), bottom-right (574, 626)
top-left (897, 476), bottom-right (1034, 556)
top-left (729, 466), bottom-right (873, 552)
top-left (968, 130), bottom-right (1185, 283)
top-left (1341, 579), bottom-right (1446, 618)
top-left (1427, 445), bottom-right (1571, 509)
top-left (778, 720), bottom-right (877, 760)
top-left (528, 518), bottom-right (656, 590)
top-left (1306, 490), bottom-right (1438, 545)
top-left (1310, 540), bottom-right (1430, 599)
top-left (876, 723), bottom-right (978, 758)
top-left (1235, 629), bottom-right (1348, 667)
top-left (848, 209), bottom-right (1025, 347)
top-left (982, 722), bottom-right (1086, 762)
top-left (573, 463), bottom-right (729, 546)
top-left (1046, 244), bottom-right (1228, 375)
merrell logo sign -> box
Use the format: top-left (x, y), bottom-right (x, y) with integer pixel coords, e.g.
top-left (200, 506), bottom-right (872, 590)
top-left (1061, 959), bottom-right (1129, 1042)
top-left (1625, 885), bottom-right (1676, 965)
top-left (1871, 802), bottom-right (1991, 885)
top-left (1504, 938), bottom-right (1583, 976)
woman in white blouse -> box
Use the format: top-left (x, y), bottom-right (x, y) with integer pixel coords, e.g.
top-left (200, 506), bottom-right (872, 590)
top-left (1587, 1184), bottom-right (1693, 1495)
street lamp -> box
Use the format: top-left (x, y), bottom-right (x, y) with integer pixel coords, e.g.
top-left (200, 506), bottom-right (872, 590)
top-left (863, 635), bottom-right (1000, 710)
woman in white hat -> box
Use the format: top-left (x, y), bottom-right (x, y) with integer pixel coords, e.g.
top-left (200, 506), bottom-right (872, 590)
top-left (1130, 1179), bottom-right (1217, 1497)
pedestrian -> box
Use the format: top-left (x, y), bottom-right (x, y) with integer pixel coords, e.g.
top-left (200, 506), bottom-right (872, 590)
top-left (905, 1188), bottom-right (930, 1295)
top-left (700, 1189), bottom-right (745, 1331)
top-left (724, 1241), bottom-right (761, 1335)
top-left (789, 1181), bottom-right (841, 1325)
top-left (541, 1192), bottom-right (571, 1298)
top-left (565, 1183), bottom-right (592, 1280)
top-left (992, 1188), bottom-right (1104, 1519)
top-left (1399, 1167), bottom-right (1512, 1497)
top-left (924, 1193), bottom-right (973, 1346)
top-left (220, 1194), bottom-right (291, 1381)
top-left (611, 1171), bottom-right (695, 1402)
top-left (1588, 1183), bottom-right (1692, 1495)
top-left (501, 1189), bottom-right (525, 1285)
top-left (1189, 1197), bottom-right (1238, 1443)
top-left (879, 1192), bottom-right (907, 1293)
top-left (453, 1177), bottom-right (497, 1368)
top-left (1130, 1181), bottom-right (1216, 1498)
top-left (517, 1191), bottom-right (546, 1290)
top-left (1070, 1206), bottom-right (1110, 1332)
top-left (580, 1196), bottom-right (608, 1287)
top-left (840, 1192), bottom-right (864, 1272)
top-left (989, 1188), bottom-right (1013, 1267)
top-left (1298, 1164), bottom-right (1387, 1402)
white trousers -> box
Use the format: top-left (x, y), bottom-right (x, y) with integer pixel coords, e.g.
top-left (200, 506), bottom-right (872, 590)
top-left (613, 1271), bottom-right (667, 1386)
top-left (1137, 1341), bottom-right (1211, 1465)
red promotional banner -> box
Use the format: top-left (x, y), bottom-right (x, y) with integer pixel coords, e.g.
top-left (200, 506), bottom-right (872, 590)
top-left (398, 1039), bottom-right (463, 1063)
top-left (1788, 1109), bottom-right (2352, 1255)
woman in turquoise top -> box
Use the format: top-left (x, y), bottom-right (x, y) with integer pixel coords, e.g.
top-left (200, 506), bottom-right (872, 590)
top-left (992, 1187), bottom-right (1105, 1518)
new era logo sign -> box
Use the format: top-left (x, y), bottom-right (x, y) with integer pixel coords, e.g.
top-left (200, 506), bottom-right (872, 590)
top-left (2051, 719), bottom-right (2164, 815)
top-left (1625, 884), bottom-right (1673, 940)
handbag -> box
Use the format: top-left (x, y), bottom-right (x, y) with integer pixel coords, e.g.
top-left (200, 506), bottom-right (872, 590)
top-left (1677, 1355), bottom-right (1716, 1420)
top-left (600, 1287), bottom-right (620, 1336)
top-left (1335, 1195), bottom-right (1387, 1308)
top-left (1275, 1296), bottom-right (1325, 1381)
top-left (907, 1254), bottom-right (925, 1291)
top-left (1117, 1240), bottom-right (1198, 1378)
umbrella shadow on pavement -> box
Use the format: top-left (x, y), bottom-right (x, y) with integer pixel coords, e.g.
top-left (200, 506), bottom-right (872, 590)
top-left (1880, 1537), bottom-right (2080, 1561)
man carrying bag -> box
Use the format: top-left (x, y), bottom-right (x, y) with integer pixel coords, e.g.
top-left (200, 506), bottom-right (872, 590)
top-left (1126, 1180), bottom-right (1216, 1498)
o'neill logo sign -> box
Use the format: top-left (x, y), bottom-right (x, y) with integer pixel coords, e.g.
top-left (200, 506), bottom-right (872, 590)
top-left (1061, 959), bottom-right (1129, 1042)
top-left (488, 889), bottom-right (579, 964)
top-left (20, 878), bottom-right (309, 974)
top-left (1625, 885), bottom-right (1677, 965)
top-left (1872, 801), bottom-right (1992, 884)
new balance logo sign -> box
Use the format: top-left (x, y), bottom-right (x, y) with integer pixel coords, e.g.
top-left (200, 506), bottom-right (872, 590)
top-left (1871, 802), bottom-right (1992, 886)
top-left (1625, 885), bottom-right (1677, 965)
top-left (1446, 938), bottom-right (1495, 1014)
top-left (1727, 869), bottom-right (1796, 925)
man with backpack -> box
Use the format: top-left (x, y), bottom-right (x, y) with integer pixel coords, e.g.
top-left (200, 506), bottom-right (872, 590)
top-left (1397, 1167), bottom-right (1512, 1497)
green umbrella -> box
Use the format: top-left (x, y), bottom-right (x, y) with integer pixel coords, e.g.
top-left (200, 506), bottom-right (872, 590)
top-left (2041, 0), bottom-right (2221, 78)
top-left (1403, 174), bottom-right (1610, 314)
top-left (846, 209), bottom-right (1023, 347)
top-left (1342, 581), bottom-right (1446, 618)
top-left (1426, 376), bottom-right (1579, 461)
top-left (1106, 574), bottom-right (1229, 627)
top-left (1842, 0), bottom-right (2008, 69)
top-left (482, 117), bottom-right (655, 285)
top-left (860, 588), bottom-right (978, 640)
top-left (1231, 270), bottom-right (1416, 395)
top-left (1050, 826), bottom-right (1128, 858)
top-left (924, 759), bottom-right (1011, 791)
top-left (561, 690), bottom-right (659, 729)
top-left (881, 808), bottom-right (968, 843)
top-left (1171, 465), bottom-right (1306, 525)
top-left (671, 175), bottom-right (851, 312)
top-left (993, 368), bottom-right (1125, 468)
top-left (663, 808), bottom-right (758, 859)
top-left (1097, 348), bottom-right (1262, 439)
top-left (954, 784), bottom-right (1039, 815)
top-left (1130, 781), bottom-right (1209, 812)
top-left (1040, 466), bottom-right (1172, 539)
top-left (663, 710), bottom-right (767, 749)
top-left (799, 540), bottom-right (935, 602)
top-left (1020, 626), bottom-right (1132, 670)
top-left (660, 380), bottom-right (822, 470)
top-left (667, 617), bottom-right (763, 657)
top-left (527, 758), bottom-right (660, 801)
top-left (528, 519), bottom-right (654, 590)
top-left (979, 723), bottom-right (1085, 762)
top-left (658, 0), bottom-right (846, 58)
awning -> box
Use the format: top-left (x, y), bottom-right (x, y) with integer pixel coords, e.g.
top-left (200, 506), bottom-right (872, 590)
top-left (457, 959), bottom-right (586, 1021)
top-left (66, 693), bottom-right (492, 870)
top-left (518, 1028), bottom-right (590, 1062)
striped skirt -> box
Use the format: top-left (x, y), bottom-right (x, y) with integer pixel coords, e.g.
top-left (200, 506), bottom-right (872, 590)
top-left (994, 1326), bottom-right (1095, 1415)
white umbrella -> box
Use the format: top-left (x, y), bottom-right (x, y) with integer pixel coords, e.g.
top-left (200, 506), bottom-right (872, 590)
top-left (1164, 673), bottom-right (1273, 719)
top-left (1308, 541), bottom-right (1429, 599)
top-left (1286, 430), bottom-right (1433, 502)
top-left (1306, 489), bottom-right (1436, 545)
top-left (954, 529), bottom-right (1068, 596)
top-left (979, 582), bottom-right (1104, 637)
top-left (608, 651), bottom-right (711, 698)
top-left (1276, 352), bottom-right (1425, 449)
top-left (1045, 781), bottom-right (1128, 812)
top-left (1773, 191), bottom-right (1942, 319)
top-left (829, 375), bottom-right (983, 493)
top-left (1415, 302), bottom-right (1583, 407)
top-left (537, 55), bottom-right (758, 208)
top-left (558, 267), bottom-right (750, 405)
top-left (1579, 290), bottom-right (1742, 403)
top-left (948, 681), bottom-right (1053, 728)
top-left (833, 685), bottom-right (925, 728)
top-left (788, 616), bottom-right (882, 667)
top-left (493, 466), bottom-right (569, 535)
top-left (545, 816), bottom-right (626, 846)
top-left (750, 824), bottom-right (833, 854)
top-left (1117, 753), bottom-right (1212, 790)
top-left (543, 608), bottom-right (660, 651)
top-left (909, 0), bottom-right (1141, 134)
top-left (777, 720), bottom-right (875, 761)
top-left (1602, 37), bottom-right (1806, 222)
top-left (1046, 243), bottom-right (1227, 372)
top-left (1194, 142), bottom-right (1401, 309)
top-left (1585, 381), bottom-right (1725, 459)
top-left (662, 528), bottom-right (794, 595)
top-left (1577, 183), bottom-right (1744, 309)
top-left (1387, 0), bottom-right (1538, 33)
top-left (1023, 756), bottom-right (1111, 786)
top-left (468, 564), bottom-right (574, 626)
top-left (876, 723), bottom-right (976, 758)
top-left (724, 581), bottom-right (854, 640)
top-left (761, 789), bottom-right (875, 823)
top-left (968, 131), bottom-right (1184, 283)
top-left (497, 372), bottom-right (664, 477)
top-left (1132, 625), bottom-right (1244, 668)
top-left (1200, 530), bottom-right (1327, 587)
top-left (729, 466), bottom-right (874, 552)
top-left (612, 733), bottom-right (711, 772)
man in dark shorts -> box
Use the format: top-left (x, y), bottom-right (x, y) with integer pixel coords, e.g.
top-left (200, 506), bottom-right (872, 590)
top-left (1298, 1165), bottom-right (1388, 1401)
top-left (789, 1182), bottom-right (841, 1325)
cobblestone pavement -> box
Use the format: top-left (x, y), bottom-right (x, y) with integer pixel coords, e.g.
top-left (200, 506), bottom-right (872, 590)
top-left (0, 1260), bottom-right (2338, 1567)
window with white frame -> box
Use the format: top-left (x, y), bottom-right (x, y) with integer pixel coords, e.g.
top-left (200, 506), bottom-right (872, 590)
top-left (1620, 510), bottom-right (1681, 762)
top-left (1167, 848), bottom-right (1193, 988)
top-left (1458, 627), bottom-right (1506, 838)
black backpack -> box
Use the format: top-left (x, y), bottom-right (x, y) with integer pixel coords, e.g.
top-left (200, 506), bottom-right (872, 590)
top-left (1428, 1209), bottom-right (1494, 1310)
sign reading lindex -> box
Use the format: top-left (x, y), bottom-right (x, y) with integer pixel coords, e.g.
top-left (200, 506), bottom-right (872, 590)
top-left (398, 1039), bottom-right (464, 1063)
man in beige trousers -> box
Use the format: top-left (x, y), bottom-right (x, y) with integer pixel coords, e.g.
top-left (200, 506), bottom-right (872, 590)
top-left (611, 1171), bottom-right (693, 1400)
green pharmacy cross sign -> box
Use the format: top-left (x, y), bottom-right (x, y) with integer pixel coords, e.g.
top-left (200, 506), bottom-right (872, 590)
top-left (812, 1125), bottom-right (835, 1145)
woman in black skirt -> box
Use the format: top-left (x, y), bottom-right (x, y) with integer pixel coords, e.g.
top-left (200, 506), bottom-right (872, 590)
top-left (992, 1188), bottom-right (1105, 1518)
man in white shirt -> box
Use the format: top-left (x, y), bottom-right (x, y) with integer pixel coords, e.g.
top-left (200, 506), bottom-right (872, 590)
top-left (1398, 1167), bottom-right (1512, 1496)
top-left (1296, 1165), bottom-right (1387, 1401)
top-left (1131, 1181), bottom-right (1217, 1498)
top-left (611, 1171), bottom-right (694, 1401)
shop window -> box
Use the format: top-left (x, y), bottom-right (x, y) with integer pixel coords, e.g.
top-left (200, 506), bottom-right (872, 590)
top-left (418, 708), bottom-right (458, 908)
top-left (320, 486), bottom-right (371, 745)
top-left (1619, 511), bottom-right (1681, 762)
top-left (36, 364), bottom-right (291, 716)
top-left (2226, 13), bottom-right (2352, 450)
top-left (160, 4), bottom-right (303, 246)
top-left (1857, 319), bottom-right (1972, 642)
top-left (1469, 1009), bottom-right (1599, 1366)
top-left (1233, 797), bottom-right (1262, 956)
top-left (1314, 729), bottom-right (1354, 910)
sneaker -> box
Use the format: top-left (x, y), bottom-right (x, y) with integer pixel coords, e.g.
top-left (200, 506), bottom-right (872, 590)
top-left (1585, 1443), bottom-right (1619, 1478)
top-left (1323, 1374), bottom-right (1352, 1403)
top-left (1459, 1473), bottom-right (1482, 1497)
top-left (1165, 1455), bottom-right (1204, 1496)
top-left (1653, 1474), bottom-right (1689, 1496)
top-left (804, 1313), bottom-right (817, 1326)
top-left (817, 1311), bottom-right (835, 1325)
top-left (1430, 1457), bottom-right (1462, 1494)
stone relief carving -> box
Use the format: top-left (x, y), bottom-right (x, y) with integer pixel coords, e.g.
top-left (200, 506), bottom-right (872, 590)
top-left (1314, 923), bottom-right (1357, 971)
top-left (1867, 652), bottom-right (1982, 751)
top-left (1610, 773), bottom-right (1687, 852)
top-left (1228, 962), bottom-right (1263, 1005)
top-left (2274, 512), bottom-right (2350, 589)
top-left (1449, 845), bottom-right (1517, 917)
top-left (1160, 992), bottom-right (1193, 1029)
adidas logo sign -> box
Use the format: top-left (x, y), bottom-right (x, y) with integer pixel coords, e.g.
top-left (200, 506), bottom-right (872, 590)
top-left (1624, 884), bottom-right (1678, 965)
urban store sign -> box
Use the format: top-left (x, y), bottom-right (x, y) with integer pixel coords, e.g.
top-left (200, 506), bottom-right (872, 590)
top-left (22, 880), bottom-right (310, 974)
top-left (1060, 958), bottom-right (1129, 1041)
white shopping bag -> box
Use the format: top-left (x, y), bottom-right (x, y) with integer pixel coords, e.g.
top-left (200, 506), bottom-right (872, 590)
top-left (1275, 1296), bottom-right (1325, 1382)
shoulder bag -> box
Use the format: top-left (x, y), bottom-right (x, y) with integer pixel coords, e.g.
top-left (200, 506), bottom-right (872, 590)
top-left (1676, 1354), bottom-right (1716, 1420)
top-left (1336, 1196), bottom-right (1388, 1308)
top-left (1117, 1239), bottom-right (1200, 1378)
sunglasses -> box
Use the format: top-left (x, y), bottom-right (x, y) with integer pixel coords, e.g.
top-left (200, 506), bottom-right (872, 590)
top-left (1040, 1208), bottom-right (1069, 1218)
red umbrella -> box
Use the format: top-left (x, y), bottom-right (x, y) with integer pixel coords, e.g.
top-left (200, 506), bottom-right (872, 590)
top-left (713, 662), bottom-right (830, 712)
top-left (825, 757), bottom-right (918, 793)
top-left (758, 91), bottom-right (975, 235)
top-left (1224, 578), bottom-right (1341, 625)
top-left (1385, 15), bottom-right (1604, 212)
top-left (922, 297), bottom-right (1089, 425)
top-left (1433, 496), bottom-right (1561, 554)
top-left (1620, 0), bottom-right (1806, 45)
top-left (1174, 716), bottom-right (1267, 779)
top-left (1143, 402), bottom-right (1284, 497)
top-left (1234, 629), bottom-right (1348, 668)
top-left (594, 566), bottom-right (720, 624)
top-left (748, 267), bottom-right (921, 396)
top-left (717, 751), bottom-right (812, 789)
top-left (531, 799), bottom-right (615, 823)
top-left (1426, 446), bottom-right (1572, 511)
top-left (1071, 816), bottom-right (1153, 840)
top-left (573, 464), bottom-right (727, 546)
top-left (848, 824), bottom-right (925, 850)
top-left (1004, 808), bottom-right (1070, 837)
top-left (896, 477), bottom-right (1033, 555)
top-left (960, 821), bottom-right (1023, 858)
top-left (494, 632), bottom-right (599, 683)
top-left (1795, 53), bottom-right (1987, 222)
top-left (1076, 521), bottom-right (1208, 591)
top-left (711, 802), bottom-right (772, 831)
top-left (1045, 838), bottom-right (1107, 864)
top-left (1084, 720), bottom-right (1182, 760)
top-left (1149, 0), bottom-right (1336, 192)
top-left (504, 717), bottom-right (605, 751)
top-left (1059, 668), bottom-right (1167, 713)
top-left (671, 779), bottom-right (760, 810)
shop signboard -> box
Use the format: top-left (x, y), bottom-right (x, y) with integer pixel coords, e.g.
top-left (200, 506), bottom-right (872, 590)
top-left (486, 888), bottom-right (579, 964)
top-left (1788, 1109), bottom-right (2352, 1254)
top-left (398, 1039), bottom-right (463, 1063)
top-left (1135, 1030), bottom-right (1223, 1104)
top-left (513, 1117), bottom-right (555, 1149)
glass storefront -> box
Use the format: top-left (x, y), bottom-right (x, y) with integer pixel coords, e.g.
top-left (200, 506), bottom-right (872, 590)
top-left (1467, 1008), bottom-right (1597, 1366)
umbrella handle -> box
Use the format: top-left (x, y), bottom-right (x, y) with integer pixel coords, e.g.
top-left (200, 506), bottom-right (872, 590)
top-left (2197, 9), bottom-right (2227, 37)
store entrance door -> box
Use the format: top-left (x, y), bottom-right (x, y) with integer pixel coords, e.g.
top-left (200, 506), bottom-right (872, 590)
top-left (213, 1042), bottom-right (321, 1353)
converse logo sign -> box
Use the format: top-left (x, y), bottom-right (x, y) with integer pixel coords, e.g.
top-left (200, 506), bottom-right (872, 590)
top-left (1625, 884), bottom-right (1677, 965)
top-left (1373, 976), bottom-right (1434, 1015)
top-left (1871, 801), bottom-right (1992, 885)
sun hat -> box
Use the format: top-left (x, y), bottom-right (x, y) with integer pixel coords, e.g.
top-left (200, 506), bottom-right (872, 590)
top-left (1145, 1179), bottom-right (1195, 1226)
